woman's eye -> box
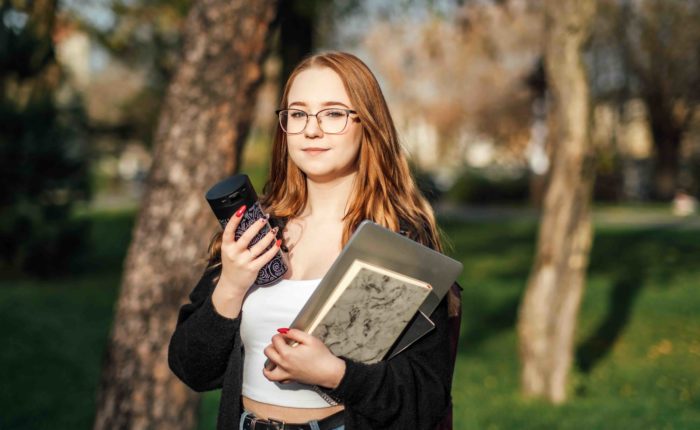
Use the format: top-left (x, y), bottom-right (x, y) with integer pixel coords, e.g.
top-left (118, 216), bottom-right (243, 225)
top-left (324, 110), bottom-right (345, 118)
top-left (289, 111), bottom-right (306, 119)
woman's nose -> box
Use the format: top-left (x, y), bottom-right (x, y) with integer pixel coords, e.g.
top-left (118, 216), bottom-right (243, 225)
top-left (304, 114), bottom-right (323, 137)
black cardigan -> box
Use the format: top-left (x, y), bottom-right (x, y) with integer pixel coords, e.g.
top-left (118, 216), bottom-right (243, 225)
top-left (168, 229), bottom-right (459, 430)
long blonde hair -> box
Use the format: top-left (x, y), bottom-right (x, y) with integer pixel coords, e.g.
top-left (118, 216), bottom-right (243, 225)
top-left (208, 51), bottom-right (459, 315)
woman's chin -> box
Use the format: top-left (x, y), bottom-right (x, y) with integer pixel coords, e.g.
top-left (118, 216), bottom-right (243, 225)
top-left (302, 169), bottom-right (337, 182)
top-left (301, 168), bottom-right (355, 183)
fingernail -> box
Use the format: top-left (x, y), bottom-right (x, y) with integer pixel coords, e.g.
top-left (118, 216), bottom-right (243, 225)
top-left (271, 226), bottom-right (279, 234)
top-left (277, 328), bottom-right (289, 334)
top-left (235, 205), bottom-right (246, 217)
top-left (276, 239), bottom-right (282, 247)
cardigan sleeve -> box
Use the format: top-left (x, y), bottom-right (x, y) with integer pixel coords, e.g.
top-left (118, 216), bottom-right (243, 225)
top-left (318, 293), bottom-right (453, 429)
top-left (167, 265), bottom-right (240, 392)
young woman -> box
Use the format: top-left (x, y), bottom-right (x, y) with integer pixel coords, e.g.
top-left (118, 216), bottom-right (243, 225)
top-left (168, 51), bottom-right (461, 430)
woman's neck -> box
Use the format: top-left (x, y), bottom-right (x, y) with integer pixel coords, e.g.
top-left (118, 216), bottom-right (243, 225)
top-left (301, 171), bottom-right (357, 222)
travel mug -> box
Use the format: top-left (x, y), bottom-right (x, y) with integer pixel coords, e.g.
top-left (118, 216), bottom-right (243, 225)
top-left (205, 174), bottom-right (287, 286)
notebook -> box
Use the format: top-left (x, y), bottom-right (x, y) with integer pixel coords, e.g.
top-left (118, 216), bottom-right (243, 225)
top-left (304, 259), bottom-right (432, 363)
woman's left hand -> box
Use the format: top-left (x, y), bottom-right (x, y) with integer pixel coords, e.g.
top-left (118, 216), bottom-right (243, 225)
top-left (263, 329), bottom-right (346, 389)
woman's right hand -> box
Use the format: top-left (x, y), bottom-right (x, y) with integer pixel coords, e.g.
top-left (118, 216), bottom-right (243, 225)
top-left (217, 205), bottom-right (281, 295)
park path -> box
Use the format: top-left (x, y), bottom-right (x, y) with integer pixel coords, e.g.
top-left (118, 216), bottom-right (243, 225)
top-left (87, 194), bottom-right (700, 230)
top-left (435, 202), bottom-right (700, 230)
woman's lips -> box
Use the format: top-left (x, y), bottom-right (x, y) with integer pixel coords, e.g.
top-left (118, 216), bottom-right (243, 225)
top-left (302, 148), bottom-right (329, 155)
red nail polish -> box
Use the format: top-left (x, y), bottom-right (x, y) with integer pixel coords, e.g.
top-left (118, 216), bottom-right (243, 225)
top-left (235, 205), bottom-right (246, 217)
top-left (277, 328), bottom-right (289, 334)
top-left (276, 239), bottom-right (282, 247)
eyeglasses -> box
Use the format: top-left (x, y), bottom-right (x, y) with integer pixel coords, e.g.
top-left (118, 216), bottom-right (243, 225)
top-left (275, 108), bottom-right (358, 135)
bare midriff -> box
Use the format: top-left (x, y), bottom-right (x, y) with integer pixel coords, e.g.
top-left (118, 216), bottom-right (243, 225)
top-left (242, 396), bottom-right (345, 422)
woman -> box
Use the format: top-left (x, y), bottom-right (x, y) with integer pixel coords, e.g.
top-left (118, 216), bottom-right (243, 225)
top-left (168, 51), bottom-right (461, 430)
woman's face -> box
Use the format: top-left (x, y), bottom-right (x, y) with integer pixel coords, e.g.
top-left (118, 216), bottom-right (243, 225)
top-left (284, 67), bottom-right (362, 183)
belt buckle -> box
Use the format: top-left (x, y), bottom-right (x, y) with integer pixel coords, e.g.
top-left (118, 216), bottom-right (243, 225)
top-left (247, 416), bottom-right (257, 430)
top-left (267, 417), bottom-right (286, 429)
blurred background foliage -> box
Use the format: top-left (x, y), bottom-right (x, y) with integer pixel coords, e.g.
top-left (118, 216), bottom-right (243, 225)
top-left (0, 0), bottom-right (91, 276)
top-left (4, 0), bottom-right (699, 236)
top-left (1, 0), bottom-right (699, 428)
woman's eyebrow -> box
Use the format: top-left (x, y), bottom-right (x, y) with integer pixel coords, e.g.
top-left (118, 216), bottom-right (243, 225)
top-left (288, 101), bottom-right (350, 108)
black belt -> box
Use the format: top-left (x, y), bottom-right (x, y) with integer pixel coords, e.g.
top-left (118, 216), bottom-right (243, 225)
top-left (241, 410), bottom-right (344, 430)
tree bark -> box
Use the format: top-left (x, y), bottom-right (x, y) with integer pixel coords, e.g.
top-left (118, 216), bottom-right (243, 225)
top-left (92, 1), bottom-right (277, 429)
top-left (516, 0), bottom-right (596, 404)
top-left (278, 0), bottom-right (316, 85)
top-left (646, 91), bottom-right (683, 200)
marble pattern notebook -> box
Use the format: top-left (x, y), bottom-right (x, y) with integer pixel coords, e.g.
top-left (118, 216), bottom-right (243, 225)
top-left (308, 259), bottom-right (432, 364)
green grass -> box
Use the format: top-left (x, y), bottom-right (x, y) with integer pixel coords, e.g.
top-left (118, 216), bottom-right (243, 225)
top-left (0, 208), bottom-right (132, 429)
top-left (1, 209), bottom-right (699, 429)
top-left (444, 218), bottom-right (700, 429)
top-left (0, 274), bottom-right (121, 429)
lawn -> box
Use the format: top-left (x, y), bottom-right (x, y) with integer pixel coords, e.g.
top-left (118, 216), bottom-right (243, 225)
top-left (444, 218), bottom-right (700, 429)
top-left (0, 208), bottom-right (698, 429)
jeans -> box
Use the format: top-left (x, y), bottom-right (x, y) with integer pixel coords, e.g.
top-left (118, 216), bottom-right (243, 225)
top-left (239, 410), bottom-right (344, 430)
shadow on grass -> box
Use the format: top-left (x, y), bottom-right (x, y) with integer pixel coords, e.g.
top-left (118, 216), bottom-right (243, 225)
top-left (441, 218), bottom-right (700, 361)
top-left (576, 273), bottom-right (644, 373)
top-left (439, 219), bottom-right (535, 353)
top-left (573, 227), bottom-right (695, 373)
top-left (458, 297), bottom-right (521, 353)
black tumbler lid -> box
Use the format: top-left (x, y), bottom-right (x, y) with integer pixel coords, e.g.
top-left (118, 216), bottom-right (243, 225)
top-left (205, 174), bottom-right (258, 212)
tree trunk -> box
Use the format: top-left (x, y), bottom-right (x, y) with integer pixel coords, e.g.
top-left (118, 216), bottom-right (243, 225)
top-left (92, 1), bottom-right (277, 429)
top-left (516, 0), bottom-right (596, 404)
top-left (278, 0), bottom-right (316, 85)
top-left (646, 93), bottom-right (683, 200)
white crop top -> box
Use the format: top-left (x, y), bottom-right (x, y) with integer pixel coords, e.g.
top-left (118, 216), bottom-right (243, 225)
top-left (240, 277), bottom-right (331, 408)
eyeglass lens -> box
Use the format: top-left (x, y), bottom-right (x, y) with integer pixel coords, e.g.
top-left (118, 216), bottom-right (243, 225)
top-left (278, 109), bottom-right (350, 134)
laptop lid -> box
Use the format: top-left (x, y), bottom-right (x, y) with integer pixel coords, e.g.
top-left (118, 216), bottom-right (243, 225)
top-left (290, 219), bottom-right (463, 331)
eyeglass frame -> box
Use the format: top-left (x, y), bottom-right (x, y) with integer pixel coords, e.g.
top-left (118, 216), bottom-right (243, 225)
top-left (275, 107), bottom-right (359, 135)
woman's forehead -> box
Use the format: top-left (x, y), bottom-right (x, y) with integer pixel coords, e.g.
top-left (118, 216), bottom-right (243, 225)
top-left (287, 67), bottom-right (351, 107)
